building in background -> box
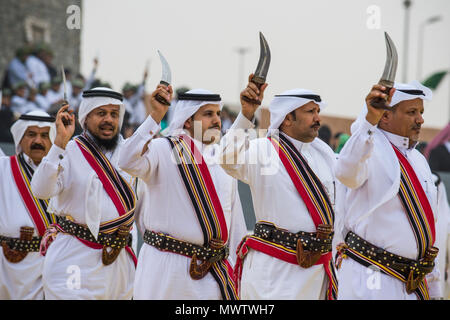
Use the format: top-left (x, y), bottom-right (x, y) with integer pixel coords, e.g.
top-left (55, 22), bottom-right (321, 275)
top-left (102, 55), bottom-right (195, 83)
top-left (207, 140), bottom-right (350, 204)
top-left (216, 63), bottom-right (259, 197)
top-left (0, 0), bottom-right (82, 84)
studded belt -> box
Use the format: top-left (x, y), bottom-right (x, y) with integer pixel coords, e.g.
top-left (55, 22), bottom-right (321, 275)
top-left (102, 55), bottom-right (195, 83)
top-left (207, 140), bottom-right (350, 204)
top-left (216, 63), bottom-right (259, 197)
top-left (0, 234), bottom-right (41, 252)
top-left (254, 222), bottom-right (333, 254)
top-left (342, 231), bottom-right (435, 279)
top-left (143, 230), bottom-right (229, 263)
top-left (57, 216), bottom-right (132, 250)
top-left (1, 227), bottom-right (41, 263)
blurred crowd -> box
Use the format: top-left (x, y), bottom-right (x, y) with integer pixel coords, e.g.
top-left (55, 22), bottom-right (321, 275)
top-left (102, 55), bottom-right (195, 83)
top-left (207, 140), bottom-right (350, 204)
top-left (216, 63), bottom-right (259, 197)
top-left (0, 43), bottom-right (239, 144)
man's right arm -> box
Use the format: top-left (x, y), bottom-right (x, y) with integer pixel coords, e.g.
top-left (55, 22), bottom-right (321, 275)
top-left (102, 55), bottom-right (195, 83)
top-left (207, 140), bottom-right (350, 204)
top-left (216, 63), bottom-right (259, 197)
top-left (31, 144), bottom-right (67, 199)
top-left (31, 104), bottom-right (75, 199)
top-left (119, 84), bottom-right (172, 181)
top-left (335, 84), bottom-right (395, 189)
top-left (218, 74), bottom-right (267, 184)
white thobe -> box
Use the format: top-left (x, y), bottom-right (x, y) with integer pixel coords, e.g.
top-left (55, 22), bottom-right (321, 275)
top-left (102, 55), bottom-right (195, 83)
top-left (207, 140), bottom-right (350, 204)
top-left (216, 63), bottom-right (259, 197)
top-left (35, 94), bottom-right (51, 112)
top-left (434, 179), bottom-right (450, 297)
top-left (25, 55), bottom-right (50, 86)
top-left (7, 58), bottom-right (32, 87)
top-left (30, 136), bottom-right (136, 300)
top-left (0, 153), bottom-right (44, 299)
top-left (218, 113), bottom-right (338, 300)
top-left (11, 95), bottom-right (29, 114)
top-left (119, 115), bottom-right (247, 300)
top-left (335, 119), bottom-right (441, 300)
top-left (45, 89), bottom-right (62, 105)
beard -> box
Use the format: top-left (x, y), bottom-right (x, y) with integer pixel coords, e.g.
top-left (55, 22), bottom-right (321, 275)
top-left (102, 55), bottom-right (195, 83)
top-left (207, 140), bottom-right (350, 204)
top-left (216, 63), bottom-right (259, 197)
top-left (88, 130), bottom-right (119, 151)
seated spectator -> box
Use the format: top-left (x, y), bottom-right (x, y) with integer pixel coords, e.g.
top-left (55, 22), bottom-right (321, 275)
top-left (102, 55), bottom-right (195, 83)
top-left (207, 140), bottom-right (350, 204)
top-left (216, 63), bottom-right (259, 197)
top-left (10, 81), bottom-right (29, 114)
top-left (426, 123), bottom-right (450, 172)
top-left (26, 43), bottom-right (52, 86)
top-left (0, 88), bottom-right (15, 143)
top-left (45, 76), bottom-right (62, 105)
top-left (318, 124), bottom-right (332, 146)
top-left (6, 46), bottom-right (33, 88)
top-left (35, 82), bottom-right (51, 111)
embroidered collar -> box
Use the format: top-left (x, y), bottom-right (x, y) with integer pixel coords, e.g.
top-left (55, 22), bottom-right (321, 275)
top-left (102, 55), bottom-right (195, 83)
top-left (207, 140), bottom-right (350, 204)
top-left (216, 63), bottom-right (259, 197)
top-left (380, 129), bottom-right (417, 156)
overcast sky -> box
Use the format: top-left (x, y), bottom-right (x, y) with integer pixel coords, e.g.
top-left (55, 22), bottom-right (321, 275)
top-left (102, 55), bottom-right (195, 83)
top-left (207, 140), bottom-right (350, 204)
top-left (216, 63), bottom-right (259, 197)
top-left (80, 0), bottom-right (450, 129)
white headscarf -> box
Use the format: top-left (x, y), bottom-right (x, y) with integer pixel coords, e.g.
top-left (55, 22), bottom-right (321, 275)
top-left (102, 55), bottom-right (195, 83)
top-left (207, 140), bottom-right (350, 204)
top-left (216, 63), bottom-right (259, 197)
top-left (10, 110), bottom-right (56, 154)
top-left (268, 88), bottom-right (327, 131)
top-left (78, 87), bottom-right (125, 130)
top-left (351, 80), bottom-right (433, 134)
top-left (166, 89), bottom-right (223, 136)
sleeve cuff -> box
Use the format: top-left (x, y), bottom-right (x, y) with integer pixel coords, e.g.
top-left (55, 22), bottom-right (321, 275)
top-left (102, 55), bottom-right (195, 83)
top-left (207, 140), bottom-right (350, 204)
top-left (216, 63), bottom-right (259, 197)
top-left (136, 115), bottom-right (162, 140)
top-left (45, 144), bottom-right (66, 163)
top-left (359, 119), bottom-right (378, 137)
top-left (230, 112), bottom-right (256, 130)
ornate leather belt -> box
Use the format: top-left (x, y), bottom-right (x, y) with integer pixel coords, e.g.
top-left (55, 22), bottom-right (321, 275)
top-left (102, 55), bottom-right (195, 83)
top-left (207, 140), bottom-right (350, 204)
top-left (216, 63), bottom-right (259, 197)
top-left (341, 231), bottom-right (438, 294)
top-left (1, 227), bottom-right (41, 263)
top-left (57, 216), bottom-right (132, 265)
top-left (143, 229), bottom-right (229, 280)
top-left (253, 222), bottom-right (333, 268)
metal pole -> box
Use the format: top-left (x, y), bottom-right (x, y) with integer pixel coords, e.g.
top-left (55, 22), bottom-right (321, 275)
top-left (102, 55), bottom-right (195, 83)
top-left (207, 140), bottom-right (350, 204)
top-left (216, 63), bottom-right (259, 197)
top-left (417, 22), bottom-right (425, 81)
top-left (402, 0), bottom-right (412, 83)
top-left (417, 16), bottom-right (442, 81)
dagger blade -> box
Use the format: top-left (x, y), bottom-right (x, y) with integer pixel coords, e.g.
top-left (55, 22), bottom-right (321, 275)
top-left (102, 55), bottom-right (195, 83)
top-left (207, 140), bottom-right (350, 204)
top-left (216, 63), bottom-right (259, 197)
top-left (158, 50), bottom-right (172, 86)
top-left (61, 65), bottom-right (67, 102)
top-left (380, 32), bottom-right (398, 85)
top-left (253, 32), bottom-right (271, 82)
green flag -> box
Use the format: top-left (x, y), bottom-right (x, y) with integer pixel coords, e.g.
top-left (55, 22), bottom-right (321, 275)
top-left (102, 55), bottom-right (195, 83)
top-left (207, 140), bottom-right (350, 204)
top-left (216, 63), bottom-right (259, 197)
top-left (422, 70), bottom-right (448, 90)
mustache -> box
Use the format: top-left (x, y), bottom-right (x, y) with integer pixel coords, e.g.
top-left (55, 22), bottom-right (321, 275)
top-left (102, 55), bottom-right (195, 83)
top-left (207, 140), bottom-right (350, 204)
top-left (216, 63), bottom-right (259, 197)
top-left (30, 143), bottom-right (45, 150)
top-left (412, 125), bottom-right (421, 130)
top-left (100, 123), bottom-right (115, 130)
top-left (311, 122), bottom-right (321, 128)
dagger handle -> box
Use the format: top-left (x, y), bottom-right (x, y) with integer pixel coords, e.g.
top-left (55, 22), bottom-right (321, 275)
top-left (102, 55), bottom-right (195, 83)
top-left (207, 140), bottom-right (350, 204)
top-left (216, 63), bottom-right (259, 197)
top-left (59, 99), bottom-right (72, 126)
top-left (155, 81), bottom-right (171, 106)
top-left (369, 80), bottom-right (393, 110)
top-left (241, 76), bottom-right (265, 106)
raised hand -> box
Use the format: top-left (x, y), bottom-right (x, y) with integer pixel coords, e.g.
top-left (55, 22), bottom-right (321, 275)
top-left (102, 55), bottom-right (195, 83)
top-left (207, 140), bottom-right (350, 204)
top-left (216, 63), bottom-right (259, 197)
top-left (365, 84), bottom-right (395, 126)
top-left (54, 104), bottom-right (76, 149)
top-left (150, 84), bottom-right (173, 124)
top-left (240, 73), bottom-right (268, 121)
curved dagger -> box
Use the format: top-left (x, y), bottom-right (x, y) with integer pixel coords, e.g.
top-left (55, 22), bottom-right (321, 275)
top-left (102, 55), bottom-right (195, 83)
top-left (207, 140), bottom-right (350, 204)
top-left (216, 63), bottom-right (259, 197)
top-left (243, 32), bottom-right (271, 105)
top-left (253, 32), bottom-right (271, 85)
top-left (155, 50), bottom-right (172, 106)
top-left (370, 32), bottom-right (399, 109)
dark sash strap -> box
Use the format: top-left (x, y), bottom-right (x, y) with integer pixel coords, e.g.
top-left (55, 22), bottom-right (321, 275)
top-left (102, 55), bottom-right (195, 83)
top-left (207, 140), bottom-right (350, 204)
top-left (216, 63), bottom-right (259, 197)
top-left (71, 134), bottom-right (136, 265)
top-left (74, 134), bottom-right (135, 233)
top-left (10, 154), bottom-right (55, 236)
top-left (392, 145), bottom-right (436, 259)
top-left (166, 134), bottom-right (238, 300)
top-left (268, 133), bottom-right (335, 226)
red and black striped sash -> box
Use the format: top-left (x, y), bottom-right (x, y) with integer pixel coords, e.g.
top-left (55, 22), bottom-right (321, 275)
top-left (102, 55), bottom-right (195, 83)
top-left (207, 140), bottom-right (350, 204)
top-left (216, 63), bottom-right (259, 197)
top-left (10, 154), bottom-right (56, 236)
top-left (235, 133), bottom-right (338, 300)
top-left (394, 144), bottom-right (435, 298)
top-left (393, 145), bottom-right (435, 258)
top-left (73, 134), bottom-right (137, 265)
top-left (166, 134), bottom-right (238, 300)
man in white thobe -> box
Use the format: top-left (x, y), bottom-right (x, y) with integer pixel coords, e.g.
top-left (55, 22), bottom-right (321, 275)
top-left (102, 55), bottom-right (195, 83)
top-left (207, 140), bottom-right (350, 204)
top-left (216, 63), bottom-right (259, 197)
top-left (0, 110), bottom-right (56, 299)
top-left (335, 81), bottom-right (442, 300)
top-left (119, 85), bottom-right (247, 300)
top-left (218, 75), bottom-right (339, 299)
top-left (30, 88), bottom-right (136, 299)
